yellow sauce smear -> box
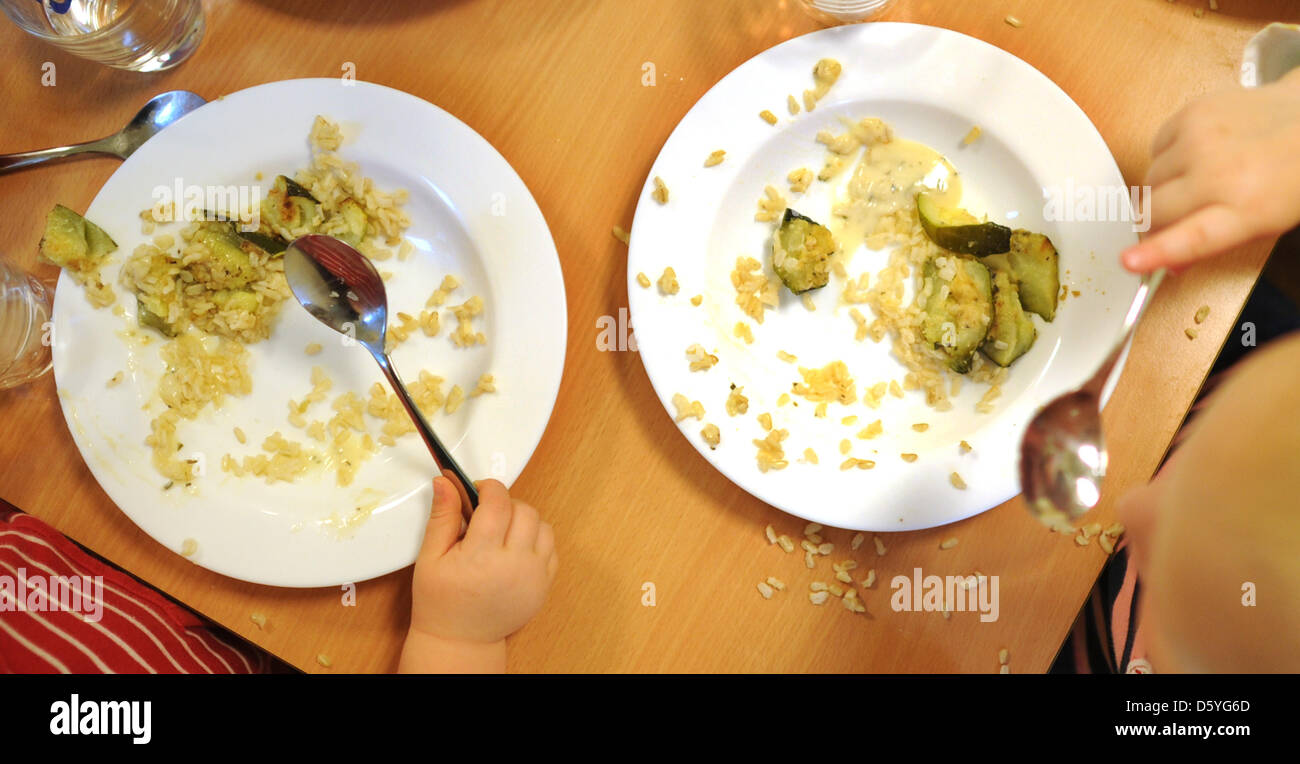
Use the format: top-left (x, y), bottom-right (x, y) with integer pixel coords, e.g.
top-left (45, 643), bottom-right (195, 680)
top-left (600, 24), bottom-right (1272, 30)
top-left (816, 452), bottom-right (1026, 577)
top-left (833, 134), bottom-right (962, 255)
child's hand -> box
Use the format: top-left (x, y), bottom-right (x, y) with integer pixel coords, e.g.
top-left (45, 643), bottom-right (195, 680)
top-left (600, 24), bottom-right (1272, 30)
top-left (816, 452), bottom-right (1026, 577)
top-left (1121, 68), bottom-right (1300, 273)
top-left (398, 476), bottom-right (557, 673)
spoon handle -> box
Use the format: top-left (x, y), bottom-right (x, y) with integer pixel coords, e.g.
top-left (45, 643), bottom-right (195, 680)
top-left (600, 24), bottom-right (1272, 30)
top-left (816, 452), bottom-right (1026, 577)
top-left (1082, 268), bottom-right (1165, 401)
top-left (0, 136), bottom-right (120, 175)
top-left (371, 350), bottom-right (480, 514)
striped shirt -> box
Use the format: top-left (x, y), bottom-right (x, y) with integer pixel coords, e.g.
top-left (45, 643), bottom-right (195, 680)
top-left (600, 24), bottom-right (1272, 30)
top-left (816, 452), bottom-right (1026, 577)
top-left (0, 504), bottom-right (268, 674)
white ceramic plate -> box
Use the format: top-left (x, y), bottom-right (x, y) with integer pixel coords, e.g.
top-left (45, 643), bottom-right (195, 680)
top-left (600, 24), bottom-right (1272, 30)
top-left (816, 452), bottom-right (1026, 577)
top-left (52, 79), bottom-right (567, 587)
top-left (628, 23), bottom-right (1141, 531)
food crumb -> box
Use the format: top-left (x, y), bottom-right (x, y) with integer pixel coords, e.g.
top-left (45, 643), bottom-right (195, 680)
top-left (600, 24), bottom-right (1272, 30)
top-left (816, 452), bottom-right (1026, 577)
top-left (658, 267), bottom-right (680, 295)
top-left (651, 176), bottom-right (669, 204)
top-left (1194, 305), bottom-right (1210, 323)
top-left (851, 532), bottom-right (865, 551)
top-left (959, 440), bottom-right (972, 453)
top-left (180, 538), bottom-right (198, 557)
top-left (961, 126), bottom-right (982, 146)
top-left (701, 423), bottom-right (721, 449)
top-left (305, 342), bottom-right (323, 356)
top-left (873, 535), bottom-right (887, 556)
top-left (950, 472), bottom-right (968, 490)
top-left (1005, 14), bottom-right (1023, 27)
top-left (759, 109), bottom-right (778, 125)
top-left (636, 272), bottom-right (651, 289)
top-left (787, 94), bottom-right (801, 115)
top-left (766, 576), bottom-right (786, 591)
top-left (250, 612), bottom-right (268, 630)
top-left (704, 150), bottom-right (726, 167)
top-left (612, 225), bottom-right (630, 244)
top-left (757, 581), bottom-right (775, 599)
top-left (901, 453), bottom-right (918, 463)
top-left (939, 537), bottom-right (958, 550)
top-left (106, 371), bottom-right (124, 388)
top-left (690, 294), bottom-right (703, 306)
top-left (317, 654), bottom-right (332, 668)
top-left (1185, 327), bottom-right (1199, 340)
top-left (233, 427), bottom-right (247, 444)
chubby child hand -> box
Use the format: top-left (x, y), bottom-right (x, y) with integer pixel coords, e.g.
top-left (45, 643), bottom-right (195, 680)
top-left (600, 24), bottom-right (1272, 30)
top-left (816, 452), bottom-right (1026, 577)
top-left (398, 476), bottom-right (557, 673)
top-left (1122, 68), bottom-right (1300, 273)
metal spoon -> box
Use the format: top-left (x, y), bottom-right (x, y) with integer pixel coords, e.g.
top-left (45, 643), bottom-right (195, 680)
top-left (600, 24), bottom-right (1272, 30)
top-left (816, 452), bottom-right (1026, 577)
top-left (283, 234), bottom-right (480, 513)
top-left (1019, 269), bottom-right (1164, 527)
top-left (0, 90), bottom-right (206, 174)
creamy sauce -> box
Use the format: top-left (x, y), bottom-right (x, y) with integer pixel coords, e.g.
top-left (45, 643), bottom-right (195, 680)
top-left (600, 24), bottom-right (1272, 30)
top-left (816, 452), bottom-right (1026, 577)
top-left (833, 136), bottom-right (962, 255)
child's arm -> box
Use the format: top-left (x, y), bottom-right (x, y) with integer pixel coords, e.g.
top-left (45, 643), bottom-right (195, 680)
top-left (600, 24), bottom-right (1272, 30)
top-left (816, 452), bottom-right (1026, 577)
top-left (1122, 66), bottom-right (1300, 273)
top-left (398, 477), bottom-right (557, 673)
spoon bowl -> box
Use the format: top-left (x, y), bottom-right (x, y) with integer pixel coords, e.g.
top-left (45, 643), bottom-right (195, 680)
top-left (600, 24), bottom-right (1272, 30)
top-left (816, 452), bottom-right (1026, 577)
top-left (1019, 270), bottom-right (1161, 527)
top-left (284, 234), bottom-right (480, 513)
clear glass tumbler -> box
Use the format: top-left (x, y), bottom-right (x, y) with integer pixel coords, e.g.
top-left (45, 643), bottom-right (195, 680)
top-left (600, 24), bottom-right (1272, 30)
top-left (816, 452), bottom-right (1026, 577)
top-left (0, 0), bottom-right (204, 72)
top-left (799, 0), bottom-right (895, 25)
top-left (0, 260), bottom-right (54, 391)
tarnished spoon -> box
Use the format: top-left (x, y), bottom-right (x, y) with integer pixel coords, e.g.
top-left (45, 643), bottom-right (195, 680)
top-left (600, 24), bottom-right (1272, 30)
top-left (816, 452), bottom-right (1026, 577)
top-left (1020, 269), bottom-right (1164, 527)
top-left (284, 234), bottom-right (479, 514)
top-left (0, 90), bottom-right (206, 173)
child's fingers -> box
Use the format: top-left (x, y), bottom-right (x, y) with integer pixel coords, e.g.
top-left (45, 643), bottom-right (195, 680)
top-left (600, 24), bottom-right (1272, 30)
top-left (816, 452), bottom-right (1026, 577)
top-left (536, 520), bottom-right (555, 557)
top-left (505, 500), bottom-right (540, 550)
top-left (1144, 145), bottom-right (1186, 189)
top-left (1150, 113), bottom-right (1183, 157)
top-left (442, 469), bottom-right (473, 523)
top-left (1122, 204), bottom-right (1249, 272)
top-left (419, 476), bottom-right (466, 559)
top-left (1147, 176), bottom-right (1203, 234)
top-left (462, 479), bottom-right (512, 549)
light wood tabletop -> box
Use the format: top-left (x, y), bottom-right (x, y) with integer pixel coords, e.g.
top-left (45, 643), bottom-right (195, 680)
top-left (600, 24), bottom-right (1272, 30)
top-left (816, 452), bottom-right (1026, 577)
top-left (1, 0), bottom-right (1294, 673)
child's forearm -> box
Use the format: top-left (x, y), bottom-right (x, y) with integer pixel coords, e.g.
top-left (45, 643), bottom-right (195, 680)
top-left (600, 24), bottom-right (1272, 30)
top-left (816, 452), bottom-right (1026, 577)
top-left (397, 629), bottom-right (507, 674)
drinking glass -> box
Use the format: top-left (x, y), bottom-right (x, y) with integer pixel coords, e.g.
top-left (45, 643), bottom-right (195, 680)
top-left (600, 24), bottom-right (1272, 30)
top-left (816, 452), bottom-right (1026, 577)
top-left (0, 0), bottom-right (204, 72)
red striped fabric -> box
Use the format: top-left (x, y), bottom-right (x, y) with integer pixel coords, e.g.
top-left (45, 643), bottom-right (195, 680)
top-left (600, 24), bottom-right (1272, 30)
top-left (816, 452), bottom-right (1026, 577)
top-left (0, 507), bottom-right (268, 674)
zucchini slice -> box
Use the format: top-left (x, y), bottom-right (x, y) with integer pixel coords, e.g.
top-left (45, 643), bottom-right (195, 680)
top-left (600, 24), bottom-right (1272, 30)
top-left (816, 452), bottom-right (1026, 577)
top-left (772, 208), bottom-right (834, 294)
top-left (1008, 230), bottom-right (1060, 322)
top-left (917, 192), bottom-right (1012, 256)
top-left (201, 208), bottom-right (288, 254)
top-left (260, 174), bottom-right (320, 235)
top-left (190, 222), bottom-right (256, 288)
top-left (39, 204), bottom-right (117, 270)
top-left (920, 255), bottom-right (993, 374)
top-left (136, 294), bottom-right (180, 338)
top-left (981, 269), bottom-right (1037, 367)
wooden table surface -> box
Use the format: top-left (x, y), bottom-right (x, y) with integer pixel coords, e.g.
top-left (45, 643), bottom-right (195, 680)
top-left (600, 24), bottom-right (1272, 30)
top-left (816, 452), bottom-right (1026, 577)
top-left (1, 0), bottom-right (1294, 673)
